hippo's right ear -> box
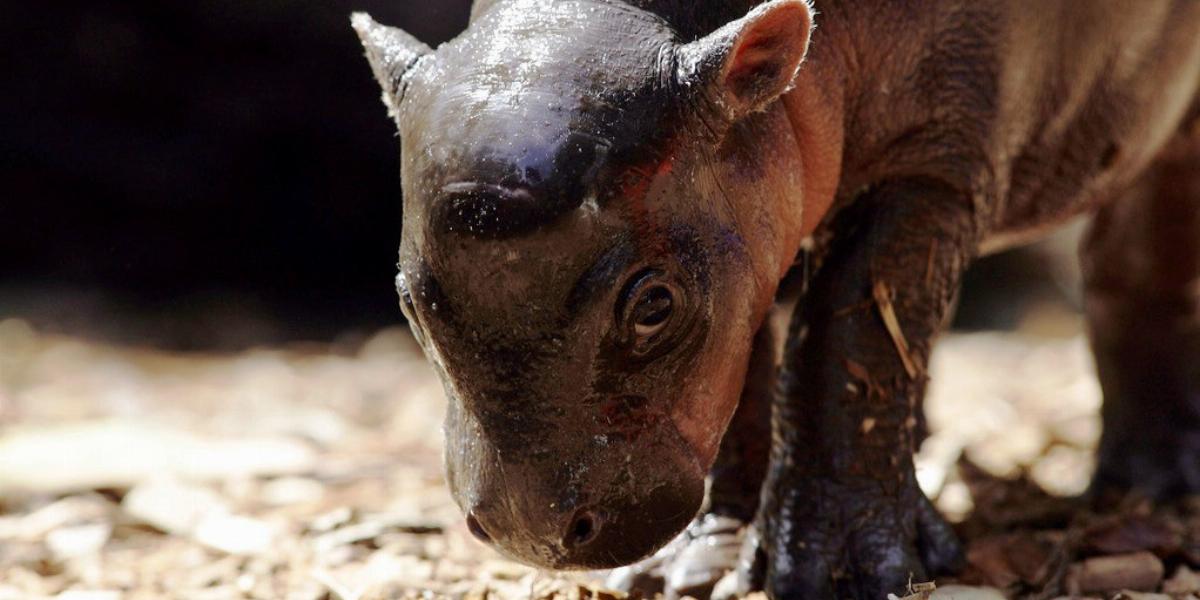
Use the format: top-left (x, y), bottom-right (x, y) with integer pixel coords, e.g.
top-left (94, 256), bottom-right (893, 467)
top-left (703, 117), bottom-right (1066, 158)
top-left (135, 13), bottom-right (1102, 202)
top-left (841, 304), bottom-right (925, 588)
top-left (351, 12), bottom-right (432, 120)
top-left (677, 0), bottom-right (813, 121)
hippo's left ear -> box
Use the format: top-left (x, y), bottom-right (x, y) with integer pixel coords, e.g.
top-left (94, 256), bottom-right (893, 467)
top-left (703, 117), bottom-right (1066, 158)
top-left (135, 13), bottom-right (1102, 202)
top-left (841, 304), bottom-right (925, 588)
top-left (678, 0), bottom-right (814, 121)
top-left (352, 12), bottom-right (432, 119)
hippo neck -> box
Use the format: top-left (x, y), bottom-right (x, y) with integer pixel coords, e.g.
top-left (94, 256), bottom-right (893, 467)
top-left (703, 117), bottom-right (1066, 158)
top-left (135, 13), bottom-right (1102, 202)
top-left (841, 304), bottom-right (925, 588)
top-left (470, 0), bottom-right (757, 40)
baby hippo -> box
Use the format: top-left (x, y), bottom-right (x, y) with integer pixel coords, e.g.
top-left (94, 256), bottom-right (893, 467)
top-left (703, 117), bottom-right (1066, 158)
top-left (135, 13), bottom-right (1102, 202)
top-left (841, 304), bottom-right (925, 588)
top-left (353, 0), bottom-right (1200, 598)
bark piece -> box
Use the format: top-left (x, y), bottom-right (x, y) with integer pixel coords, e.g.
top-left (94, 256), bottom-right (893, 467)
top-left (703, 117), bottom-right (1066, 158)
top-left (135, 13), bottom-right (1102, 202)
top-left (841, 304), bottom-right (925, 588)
top-left (1068, 551), bottom-right (1164, 594)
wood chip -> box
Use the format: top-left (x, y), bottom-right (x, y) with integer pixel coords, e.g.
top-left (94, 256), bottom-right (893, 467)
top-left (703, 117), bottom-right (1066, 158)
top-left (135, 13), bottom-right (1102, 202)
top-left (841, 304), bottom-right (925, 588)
top-left (54, 592), bottom-right (122, 600)
top-left (889, 580), bottom-right (936, 600)
top-left (193, 513), bottom-right (277, 556)
top-left (312, 569), bottom-right (359, 600)
top-left (1163, 565), bottom-right (1200, 594)
top-left (0, 496), bottom-right (112, 541)
top-left (1068, 551), bottom-right (1164, 594)
top-left (929, 585), bottom-right (1006, 600)
top-left (966, 535), bottom-right (1023, 589)
top-left (833, 298), bottom-right (875, 318)
top-left (845, 358), bottom-right (880, 398)
top-left (0, 421), bottom-right (316, 494)
top-left (123, 479), bottom-right (229, 536)
top-left (1004, 533), bottom-right (1056, 587)
top-left (45, 523), bottom-right (112, 560)
top-left (1083, 514), bottom-right (1181, 557)
top-left (122, 478), bottom-right (276, 556)
top-left (1111, 592), bottom-right (1171, 600)
top-left (261, 477), bottom-right (326, 506)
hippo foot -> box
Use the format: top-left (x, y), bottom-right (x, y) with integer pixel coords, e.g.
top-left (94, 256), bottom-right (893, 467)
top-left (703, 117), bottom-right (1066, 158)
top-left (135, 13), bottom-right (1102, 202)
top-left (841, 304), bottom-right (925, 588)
top-left (606, 513), bottom-right (745, 599)
top-left (719, 479), bottom-right (964, 600)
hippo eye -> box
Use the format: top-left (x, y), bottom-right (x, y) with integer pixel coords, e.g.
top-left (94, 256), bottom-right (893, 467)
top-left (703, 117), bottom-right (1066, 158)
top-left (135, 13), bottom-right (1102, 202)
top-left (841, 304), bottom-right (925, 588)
top-left (397, 272), bottom-right (416, 318)
top-left (396, 272), bottom-right (423, 342)
top-left (619, 270), bottom-right (683, 355)
top-left (632, 286), bottom-right (673, 338)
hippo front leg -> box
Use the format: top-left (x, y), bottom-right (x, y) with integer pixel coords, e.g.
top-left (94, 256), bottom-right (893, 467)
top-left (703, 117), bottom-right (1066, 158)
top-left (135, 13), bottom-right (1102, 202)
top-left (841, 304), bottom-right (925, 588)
top-left (743, 180), bottom-right (971, 599)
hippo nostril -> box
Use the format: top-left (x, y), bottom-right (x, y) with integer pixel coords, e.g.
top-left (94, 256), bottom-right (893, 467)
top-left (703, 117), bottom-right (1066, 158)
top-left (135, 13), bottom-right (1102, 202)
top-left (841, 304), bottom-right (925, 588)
top-left (563, 509), bottom-right (601, 549)
top-left (466, 513), bottom-right (492, 544)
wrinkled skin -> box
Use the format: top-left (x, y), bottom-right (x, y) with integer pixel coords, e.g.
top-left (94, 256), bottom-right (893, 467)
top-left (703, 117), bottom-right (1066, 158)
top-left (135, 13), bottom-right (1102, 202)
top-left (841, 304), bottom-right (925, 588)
top-left (354, 0), bottom-right (1200, 597)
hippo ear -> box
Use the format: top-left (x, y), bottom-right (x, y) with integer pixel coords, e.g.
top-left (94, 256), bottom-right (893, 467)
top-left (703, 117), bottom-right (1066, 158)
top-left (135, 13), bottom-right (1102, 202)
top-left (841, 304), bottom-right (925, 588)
top-left (678, 0), bottom-right (814, 121)
top-left (351, 12), bottom-right (432, 119)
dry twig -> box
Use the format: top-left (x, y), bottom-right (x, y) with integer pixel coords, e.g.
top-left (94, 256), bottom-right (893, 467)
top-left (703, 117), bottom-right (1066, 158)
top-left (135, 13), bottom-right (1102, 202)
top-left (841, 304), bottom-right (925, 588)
top-left (873, 280), bottom-right (920, 379)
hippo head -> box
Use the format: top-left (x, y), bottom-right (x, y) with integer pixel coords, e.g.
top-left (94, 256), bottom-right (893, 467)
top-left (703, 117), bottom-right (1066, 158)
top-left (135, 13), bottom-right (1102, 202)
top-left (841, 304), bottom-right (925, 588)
top-left (354, 0), bottom-right (813, 569)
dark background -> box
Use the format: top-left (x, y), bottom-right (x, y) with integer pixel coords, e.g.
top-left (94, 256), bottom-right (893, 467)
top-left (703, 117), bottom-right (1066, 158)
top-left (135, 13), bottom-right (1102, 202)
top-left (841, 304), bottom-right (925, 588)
top-left (0, 1), bottom-right (474, 348)
top-left (0, 1), bottom-right (1078, 350)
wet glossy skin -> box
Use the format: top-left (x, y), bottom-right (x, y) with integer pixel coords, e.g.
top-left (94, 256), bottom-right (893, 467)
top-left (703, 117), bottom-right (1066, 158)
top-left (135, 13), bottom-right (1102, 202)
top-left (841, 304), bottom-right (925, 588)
top-left (356, 0), bottom-right (1200, 597)
top-left (355, 0), bottom-right (811, 569)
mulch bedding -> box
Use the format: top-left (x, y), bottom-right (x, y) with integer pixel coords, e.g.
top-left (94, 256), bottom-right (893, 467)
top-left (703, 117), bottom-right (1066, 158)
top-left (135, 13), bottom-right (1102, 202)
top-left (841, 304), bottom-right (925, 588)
top-left (0, 317), bottom-right (1196, 600)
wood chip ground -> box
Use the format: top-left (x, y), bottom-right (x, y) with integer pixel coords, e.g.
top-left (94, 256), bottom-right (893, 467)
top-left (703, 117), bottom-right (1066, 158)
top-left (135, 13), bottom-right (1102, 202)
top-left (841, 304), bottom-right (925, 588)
top-left (1, 317), bottom-right (1196, 599)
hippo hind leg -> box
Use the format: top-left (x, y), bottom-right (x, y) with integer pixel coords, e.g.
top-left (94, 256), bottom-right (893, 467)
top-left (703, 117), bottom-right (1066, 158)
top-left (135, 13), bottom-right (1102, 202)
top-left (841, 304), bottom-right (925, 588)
top-left (1084, 109), bottom-right (1200, 500)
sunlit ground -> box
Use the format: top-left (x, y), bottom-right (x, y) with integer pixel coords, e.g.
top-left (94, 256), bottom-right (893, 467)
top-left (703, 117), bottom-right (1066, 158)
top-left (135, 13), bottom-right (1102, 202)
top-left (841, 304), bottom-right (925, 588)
top-left (0, 308), bottom-right (1118, 599)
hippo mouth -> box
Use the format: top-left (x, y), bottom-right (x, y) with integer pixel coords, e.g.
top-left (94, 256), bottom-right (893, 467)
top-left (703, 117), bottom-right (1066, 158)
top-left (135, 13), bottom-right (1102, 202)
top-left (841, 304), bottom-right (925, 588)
top-left (444, 399), bottom-right (708, 570)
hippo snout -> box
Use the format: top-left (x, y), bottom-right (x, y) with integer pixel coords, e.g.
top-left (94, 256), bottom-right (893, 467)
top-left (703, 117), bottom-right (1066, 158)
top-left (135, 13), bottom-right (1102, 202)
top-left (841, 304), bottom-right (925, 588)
top-left (462, 472), bottom-right (704, 570)
top-left (466, 505), bottom-right (600, 550)
top-left (442, 398), bottom-right (706, 569)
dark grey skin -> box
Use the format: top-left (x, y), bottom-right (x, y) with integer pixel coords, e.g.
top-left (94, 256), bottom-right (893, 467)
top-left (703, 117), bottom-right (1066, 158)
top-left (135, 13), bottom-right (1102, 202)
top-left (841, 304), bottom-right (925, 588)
top-left (353, 1), bottom-right (1200, 598)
